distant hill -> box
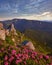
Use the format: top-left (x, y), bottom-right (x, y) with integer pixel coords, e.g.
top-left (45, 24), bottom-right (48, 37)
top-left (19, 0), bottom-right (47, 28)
top-left (24, 29), bottom-right (52, 53)
top-left (0, 19), bottom-right (52, 33)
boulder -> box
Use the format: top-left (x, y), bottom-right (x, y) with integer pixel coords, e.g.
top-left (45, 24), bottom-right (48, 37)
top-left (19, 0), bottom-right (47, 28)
top-left (22, 40), bottom-right (35, 50)
top-left (26, 41), bottom-right (35, 50)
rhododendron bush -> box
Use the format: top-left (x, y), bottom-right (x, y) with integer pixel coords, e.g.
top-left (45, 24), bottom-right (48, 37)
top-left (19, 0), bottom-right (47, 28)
top-left (0, 42), bottom-right (52, 65)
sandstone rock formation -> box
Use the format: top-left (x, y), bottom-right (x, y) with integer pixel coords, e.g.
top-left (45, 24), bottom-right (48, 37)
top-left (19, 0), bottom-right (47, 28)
top-left (0, 30), bottom-right (5, 40)
top-left (0, 23), bottom-right (6, 40)
top-left (11, 24), bottom-right (17, 36)
top-left (0, 23), bottom-right (3, 29)
top-left (0, 23), bottom-right (18, 41)
top-left (5, 29), bottom-right (10, 36)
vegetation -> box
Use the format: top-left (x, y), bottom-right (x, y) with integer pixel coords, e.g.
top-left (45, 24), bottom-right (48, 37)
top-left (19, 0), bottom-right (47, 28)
top-left (0, 43), bottom-right (52, 65)
top-left (6, 36), bottom-right (14, 45)
top-left (0, 30), bottom-right (52, 65)
top-left (24, 29), bottom-right (52, 54)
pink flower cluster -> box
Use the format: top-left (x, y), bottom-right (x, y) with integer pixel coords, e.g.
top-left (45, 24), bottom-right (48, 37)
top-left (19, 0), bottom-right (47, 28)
top-left (0, 45), bottom-right (52, 65)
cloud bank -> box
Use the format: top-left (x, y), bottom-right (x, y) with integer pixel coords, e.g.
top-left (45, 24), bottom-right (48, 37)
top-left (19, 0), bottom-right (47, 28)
top-left (0, 12), bottom-right (52, 21)
top-left (0, 0), bottom-right (52, 21)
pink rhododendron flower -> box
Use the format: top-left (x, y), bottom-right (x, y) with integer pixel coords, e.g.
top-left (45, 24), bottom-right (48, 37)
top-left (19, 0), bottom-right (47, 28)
top-left (0, 50), bottom-right (1, 53)
top-left (50, 63), bottom-right (52, 65)
top-left (0, 44), bottom-right (52, 65)
top-left (9, 56), bottom-right (14, 62)
top-left (15, 59), bottom-right (22, 64)
top-left (24, 49), bottom-right (28, 53)
top-left (31, 54), bottom-right (35, 59)
top-left (24, 61), bottom-right (26, 65)
top-left (45, 55), bottom-right (49, 59)
top-left (18, 53), bottom-right (22, 57)
top-left (33, 52), bottom-right (37, 56)
top-left (1, 47), bottom-right (4, 51)
top-left (11, 49), bottom-right (16, 55)
top-left (4, 55), bottom-right (8, 61)
top-left (15, 54), bottom-right (20, 59)
top-left (4, 61), bottom-right (8, 65)
top-left (39, 55), bottom-right (43, 59)
top-left (15, 60), bottom-right (19, 64)
top-left (23, 54), bottom-right (29, 60)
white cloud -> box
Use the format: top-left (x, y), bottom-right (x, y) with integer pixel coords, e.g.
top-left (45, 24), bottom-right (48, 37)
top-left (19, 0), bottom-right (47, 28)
top-left (41, 12), bottom-right (50, 16)
top-left (17, 12), bottom-right (52, 21)
top-left (0, 12), bottom-right (52, 21)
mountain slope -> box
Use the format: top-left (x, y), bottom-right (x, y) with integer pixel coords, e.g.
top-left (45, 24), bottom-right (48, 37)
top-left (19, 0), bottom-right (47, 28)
top-left (24, 29), bottom-right (52, 53)
top-left (0, 19), bottom-right (52, 32)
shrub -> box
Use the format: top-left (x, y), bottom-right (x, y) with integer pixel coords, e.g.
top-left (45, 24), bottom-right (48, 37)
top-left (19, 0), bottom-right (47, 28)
top-left (0, 44), bottom-right (52, 65)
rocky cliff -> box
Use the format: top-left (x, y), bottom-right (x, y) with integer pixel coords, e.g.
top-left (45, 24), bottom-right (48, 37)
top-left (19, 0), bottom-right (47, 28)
top-left (10, 24), bottom-right (17, 36)
top-left (0, 23), bottom-right (17, 41)
top-left (0, 23), bottom-right (5, 40)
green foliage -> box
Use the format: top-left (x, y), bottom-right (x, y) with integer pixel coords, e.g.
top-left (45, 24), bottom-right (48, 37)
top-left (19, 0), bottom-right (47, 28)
top-left (16, 30), bottom-right (22, 36)
top-left (26, 59), bottom-right (36, 65)
top-left (0, 29), bottom-right (52, 65)
top-left (5, 36), bottom-right (14, 45)
top-left (24, 29), bottom-right (52, 54)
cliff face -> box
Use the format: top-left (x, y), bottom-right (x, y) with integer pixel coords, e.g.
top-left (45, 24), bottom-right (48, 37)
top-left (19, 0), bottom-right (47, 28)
top-left (10, 24), bottom-right (18, 36)
top-left (0, 23), bottom-right (18, 41)
top-left (0, 23), bottom-right (3, 29)
top-left (0, 30), bottom-right (5, 40)
top-left (0, 23), bottom-right (6, 40)
top-left (5, 29), bottom-right (10, 36)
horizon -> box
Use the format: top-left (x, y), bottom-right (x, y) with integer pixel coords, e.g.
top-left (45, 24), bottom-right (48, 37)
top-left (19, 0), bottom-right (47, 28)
top-left (0, 18), bottom-right (52, 23)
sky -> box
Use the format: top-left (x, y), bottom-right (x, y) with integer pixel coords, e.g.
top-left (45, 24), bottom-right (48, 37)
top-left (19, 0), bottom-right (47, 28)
top-left (0, 0), bottom-right (52, 21)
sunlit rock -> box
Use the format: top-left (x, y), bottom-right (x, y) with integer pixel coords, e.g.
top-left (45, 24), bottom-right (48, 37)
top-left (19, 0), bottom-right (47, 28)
top-left (11, 24), bottom-right (17, 36)
top-left (0, 23), bottom-right (3, 29)
top-left (0, 30), bottom-right (5, 40)
top-left (22, 40), bottom-right (35, 50)
top-left (5, 29), bottom-right (10, 36)
top-left (0, 23), bottom-right (6, 40)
